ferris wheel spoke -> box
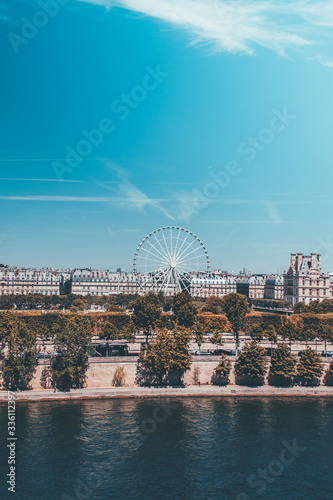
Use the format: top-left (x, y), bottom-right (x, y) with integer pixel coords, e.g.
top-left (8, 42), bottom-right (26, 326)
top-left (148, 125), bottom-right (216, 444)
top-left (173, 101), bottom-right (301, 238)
top-left (159, 269), bottom-right (171, 293)
top-left (170, 227), bottom-right (173, 261)
top-left (177, 246), bottom-right (205, 265)
top-left (172, 228), bottom-right (182, 260)
top-left (175, 238), bottom-right (198, 262)
top-left (146, 236), bottom-right (171, 262)
top-left (139, 246), bottom-right (168, 265)
top-left (138, 263), bottom-right (167, 269)
top-left (140, 244), bottom-right (170, 262)
top-left (152, 231), bottom-right (171, 262)
top-left (138, 255), bottom-right (169, 269)
top-left (175, 269), bottom-right (190, 292)
top-left (173, 231), bottom-right (190, 261)
top-left (164, 269), bottom-right (173, 293)
top-left (177, 243), bottom-right (202, 264)
top-left (137, 250), bottom-right (167, 263)
top-left (177, 259), bottom-right (208, 267)
top-left (161, 229), bottom-right (173, 261)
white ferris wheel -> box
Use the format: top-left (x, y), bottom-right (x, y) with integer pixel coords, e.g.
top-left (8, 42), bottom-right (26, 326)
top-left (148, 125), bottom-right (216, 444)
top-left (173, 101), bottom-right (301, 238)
top-left (133, 226), bottom-right (210, 295)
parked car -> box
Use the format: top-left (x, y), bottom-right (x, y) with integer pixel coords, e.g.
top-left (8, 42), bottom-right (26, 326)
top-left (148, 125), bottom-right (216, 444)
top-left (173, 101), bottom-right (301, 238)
top-left (36, 352), bottom-right (50, 359)
top-left (264, 348), bottom-right (276, 356)
top-left (213, 349), bottom-right (238, 356)
top-left (195, 351), bottom-right (212, 356)
top-left (321, 351), bottom-right (333, 357)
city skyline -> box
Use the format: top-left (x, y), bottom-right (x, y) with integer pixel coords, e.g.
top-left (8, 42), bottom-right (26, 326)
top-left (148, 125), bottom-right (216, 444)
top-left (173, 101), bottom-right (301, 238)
top-left (1, 1), bottom-right (333, 272)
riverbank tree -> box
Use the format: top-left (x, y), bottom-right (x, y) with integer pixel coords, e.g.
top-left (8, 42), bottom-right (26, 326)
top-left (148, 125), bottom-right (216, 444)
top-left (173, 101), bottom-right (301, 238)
top-left (211, 354), bottom-right (231, 386)
top-left (1, 318), bottom-right (38, 390)
top-left (235, 341), bottom-right (267, 386)
top-left (296, 349), bottom-right (324, 386)
top-left (324, 360), bottom-right (333, 386)
top-left (268, 343), bottom-right (297, 387)
top-left (49, 316), bottom-right (93, 390)
top-left (136, 327), bottom-right (191, 386)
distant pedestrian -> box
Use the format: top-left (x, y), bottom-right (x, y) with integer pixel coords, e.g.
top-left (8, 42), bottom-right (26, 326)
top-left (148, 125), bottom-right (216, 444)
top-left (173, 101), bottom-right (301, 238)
top-left (54, 384), bottom-right (57, 393)
top-left (198, 381), bottom-right (201, 387)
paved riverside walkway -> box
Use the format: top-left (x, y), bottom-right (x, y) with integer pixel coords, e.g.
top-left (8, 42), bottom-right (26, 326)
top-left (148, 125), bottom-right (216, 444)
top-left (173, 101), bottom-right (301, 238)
top-left (1, 385), bottom-right (333, 402)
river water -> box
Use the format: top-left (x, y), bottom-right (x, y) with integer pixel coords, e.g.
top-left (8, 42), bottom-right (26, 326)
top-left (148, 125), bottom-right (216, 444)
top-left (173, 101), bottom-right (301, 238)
top-left (0, 397), bottom-right (332, 499)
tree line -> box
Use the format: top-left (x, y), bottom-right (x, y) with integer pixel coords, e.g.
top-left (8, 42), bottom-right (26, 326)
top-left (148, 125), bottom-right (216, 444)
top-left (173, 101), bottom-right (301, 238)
top-left (1, 291), bottom-right (333, 391)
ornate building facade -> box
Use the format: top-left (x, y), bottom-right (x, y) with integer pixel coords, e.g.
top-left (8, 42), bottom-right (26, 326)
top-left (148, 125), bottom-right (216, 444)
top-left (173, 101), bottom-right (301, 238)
top-left (284, 253), bottom-right (332, 305)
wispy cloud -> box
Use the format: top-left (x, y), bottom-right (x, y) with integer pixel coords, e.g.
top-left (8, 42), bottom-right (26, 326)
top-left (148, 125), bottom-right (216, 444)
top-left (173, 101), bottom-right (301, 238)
top-left (260, 200), bottom-right (282, 224)
top-left (0, 195), bottom-right (169, 203)
top-left (81, 0), bottom-right (333, 64)
top-left (0, 178), bottom-right (84, 183)
top-left (99, 160), bottom-right (175, 219)
top-left (198, 220), bottom-right (282, 224)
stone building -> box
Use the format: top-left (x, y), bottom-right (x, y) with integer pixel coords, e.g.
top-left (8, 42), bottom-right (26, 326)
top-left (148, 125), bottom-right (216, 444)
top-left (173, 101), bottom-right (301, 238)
top-left (69, 269), bottom-right (138, 296)
top-left (190, 273), bottom-right (237, 298)
top-left (284, 253), bottom-right (331, 305)
top-left (0, 266), bottom-right (63, 296)
top-left (264, 275), bottom-right (284, 300)
top-left (236, 275), bottom-right (266, 299)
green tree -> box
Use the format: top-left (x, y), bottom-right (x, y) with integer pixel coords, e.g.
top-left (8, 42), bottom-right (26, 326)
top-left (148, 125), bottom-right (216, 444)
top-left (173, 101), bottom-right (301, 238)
top-left (171, 327), bottom-right (191, 385)
top-left (0, 295), bottom-right (15, 310)
top-left (172, 291), bottom-right (197, 328)
top-left (100, 321), bottom-right (120, 340)
top-left (235, 341), bottom-right (267, 386)
top-left (1, 319), bottom-right (38, 390)
top-left (133, 292), bottom-right (161, 342)
top-left (324, 360), bottom-right (333, 386)
top-left (136, 327), bottom-right (191, 386)
top-left (301, 326), bottom-right (316, 348)
top-left (210, 330), bottom-right (223, 348)
top-left (50, 316), bottom-right (93, 390)
top-left (265, 325), bottom-right (278, 350)
top-left (296, 348), bottom-right (324, 386)
top-left (72, 298), bottom-right (87, 311)
top-left (279, 319), bottom-right (300, 351)
top-left (193, 323), bottom-right (205, 352)
top-left (318, 324), bottom-right (333, 352)
top-left (293, 302), bottom-right (308, 314)
top-left (201, 296), bottom-right (224, 314)
top-left (220, 293), bottom-right (250, 350)
top-left (249, 325), bottom-right (264, 341)
top-left (211, 354), bottom-right (231, 386)
top-left (136, 329), bottom-right (173, 386)
top-left (268, 343), bottom-right (297, 387)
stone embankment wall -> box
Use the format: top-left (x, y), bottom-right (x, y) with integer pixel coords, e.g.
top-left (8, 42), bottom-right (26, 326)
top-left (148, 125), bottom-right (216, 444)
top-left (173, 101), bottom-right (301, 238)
top-left (30, 358), bottom-right (235, 390)
top-left (30, 356), bottom-right (331, 390)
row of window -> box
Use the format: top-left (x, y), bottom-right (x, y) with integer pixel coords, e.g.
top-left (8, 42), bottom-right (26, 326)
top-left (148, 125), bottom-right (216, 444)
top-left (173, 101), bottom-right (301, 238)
top-left (300, 289), bottom-right (327, 296)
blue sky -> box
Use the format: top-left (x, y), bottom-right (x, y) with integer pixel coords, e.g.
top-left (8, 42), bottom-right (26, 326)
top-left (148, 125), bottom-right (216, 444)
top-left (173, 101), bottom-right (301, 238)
top-left (1, 0), bottom-right (333, 273)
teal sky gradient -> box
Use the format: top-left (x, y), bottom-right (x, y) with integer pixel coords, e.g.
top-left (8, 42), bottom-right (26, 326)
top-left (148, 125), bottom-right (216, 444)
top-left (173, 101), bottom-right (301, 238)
top-left (1, 0), bottom-right (333, 273)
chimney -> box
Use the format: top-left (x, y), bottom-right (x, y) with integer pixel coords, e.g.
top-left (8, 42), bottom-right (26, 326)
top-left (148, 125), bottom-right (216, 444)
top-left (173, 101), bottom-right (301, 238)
top-left (297, 253), bottom-right (303, 272)
top-left (311, 253), bottom-right (317, 268)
